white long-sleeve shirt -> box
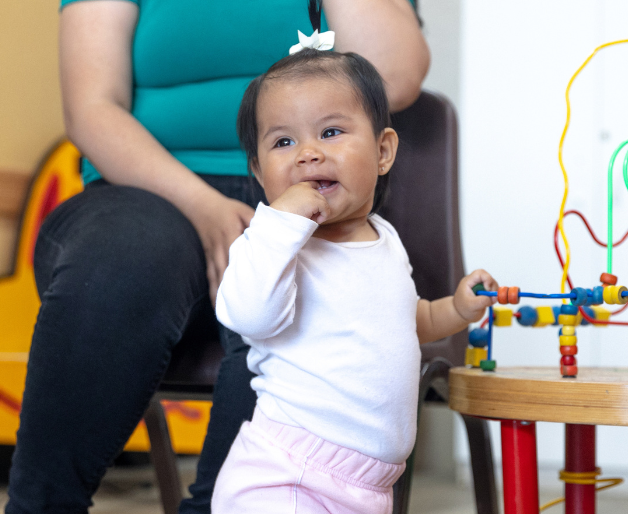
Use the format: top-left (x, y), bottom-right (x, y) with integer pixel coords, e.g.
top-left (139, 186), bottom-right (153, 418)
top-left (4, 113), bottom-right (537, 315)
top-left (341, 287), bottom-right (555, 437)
top-left (216, 203), bottom-right (420, 464)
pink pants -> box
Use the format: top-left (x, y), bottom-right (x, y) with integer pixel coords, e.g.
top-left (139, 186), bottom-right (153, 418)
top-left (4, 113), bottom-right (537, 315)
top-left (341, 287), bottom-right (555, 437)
top-left (211, 408), bottom-right (405, 514)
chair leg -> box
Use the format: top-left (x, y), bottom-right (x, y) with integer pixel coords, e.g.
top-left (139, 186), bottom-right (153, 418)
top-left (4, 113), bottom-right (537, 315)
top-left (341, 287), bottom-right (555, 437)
top-left (392, 450), bottom-right (414, 514)
top-left (145, 397), bottom-right (183, 514)
top-left (462, 414), bottom-right (499, 514)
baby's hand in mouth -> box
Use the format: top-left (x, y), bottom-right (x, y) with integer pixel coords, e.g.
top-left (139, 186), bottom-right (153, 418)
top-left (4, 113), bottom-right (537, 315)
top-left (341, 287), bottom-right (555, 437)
top-left (270, 182), bottom-right (332, 223)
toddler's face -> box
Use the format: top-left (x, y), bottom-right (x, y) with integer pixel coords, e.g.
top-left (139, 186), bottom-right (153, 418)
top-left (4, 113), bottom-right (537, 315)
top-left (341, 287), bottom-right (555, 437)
top-left (252, 76), bottom-right (394, 227)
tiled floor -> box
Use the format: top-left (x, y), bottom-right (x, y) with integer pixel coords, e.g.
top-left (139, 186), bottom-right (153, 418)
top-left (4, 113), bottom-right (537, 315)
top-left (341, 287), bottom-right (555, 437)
top-left (1, 456), bottom-right (627, 513)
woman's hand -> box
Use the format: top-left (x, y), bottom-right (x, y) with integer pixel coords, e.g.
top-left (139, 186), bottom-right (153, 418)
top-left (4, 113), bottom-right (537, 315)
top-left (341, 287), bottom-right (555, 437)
top-left (186, 191), bottom-right (256, 306)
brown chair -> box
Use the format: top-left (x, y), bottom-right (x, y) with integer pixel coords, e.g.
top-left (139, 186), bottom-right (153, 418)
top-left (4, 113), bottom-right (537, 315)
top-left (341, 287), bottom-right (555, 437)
top-left (145, 90), bottom-right (498, 514)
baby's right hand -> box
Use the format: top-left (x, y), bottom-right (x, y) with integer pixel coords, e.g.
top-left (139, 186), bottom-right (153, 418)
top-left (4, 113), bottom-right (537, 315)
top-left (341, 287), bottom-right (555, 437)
top-left (270, 182), bottom-right (331, 224)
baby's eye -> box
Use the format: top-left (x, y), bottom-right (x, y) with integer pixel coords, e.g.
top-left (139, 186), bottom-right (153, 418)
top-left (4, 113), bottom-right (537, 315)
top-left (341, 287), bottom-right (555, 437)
top-left (322, 128), bottom-right (342, 139)
top-left (274, 137), bottom-right (294, 148)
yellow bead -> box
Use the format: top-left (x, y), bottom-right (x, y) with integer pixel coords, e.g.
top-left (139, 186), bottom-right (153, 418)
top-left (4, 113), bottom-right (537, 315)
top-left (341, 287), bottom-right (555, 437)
top-left (493, 307), bottom-right (513, 327)
top-left (603, 285), bottom-right (617, 305)
top-left (591, 306), bottom-right (611, 327)
top-left (533, 306), bottom-right (555, 327)
top-left (616, 286), bottom-right (628, 305)
top-left (561, 325), bottom-right (576, 336)
top-left (465, 347), bottom-right (488, 367)
top-left (559, 335), bottom-right (578, 346)
top-left (558, 314), bottom-right (578, 326)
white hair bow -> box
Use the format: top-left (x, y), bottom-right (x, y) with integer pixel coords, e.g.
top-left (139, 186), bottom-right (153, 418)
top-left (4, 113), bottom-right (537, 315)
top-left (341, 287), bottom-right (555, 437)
top-left (289, 29), bottom-right (335, 55)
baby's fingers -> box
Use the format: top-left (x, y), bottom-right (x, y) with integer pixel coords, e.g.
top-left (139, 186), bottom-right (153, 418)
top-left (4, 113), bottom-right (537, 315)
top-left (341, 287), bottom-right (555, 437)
top-left (466, 269), bottom-right (498, 306)
top-left (469, 269), bottom-right (498, 290)
top-left (312, 195), bottom-right (331, 224)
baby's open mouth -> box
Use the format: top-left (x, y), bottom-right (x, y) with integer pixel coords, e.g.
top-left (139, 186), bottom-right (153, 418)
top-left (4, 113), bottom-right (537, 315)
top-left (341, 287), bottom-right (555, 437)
top-left (316, 180), bottom-right (337, 190)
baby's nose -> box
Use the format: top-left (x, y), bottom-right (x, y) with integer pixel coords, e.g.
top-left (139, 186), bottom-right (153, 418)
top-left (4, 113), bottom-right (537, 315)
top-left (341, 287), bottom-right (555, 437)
top-left (296, 145), bottom-right (324, 165)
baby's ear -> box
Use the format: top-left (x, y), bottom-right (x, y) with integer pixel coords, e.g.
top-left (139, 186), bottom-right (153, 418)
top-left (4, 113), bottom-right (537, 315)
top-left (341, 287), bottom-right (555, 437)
top-left (251, 159), bottom-right (263, 185)
top-left (377, 128), bottom-right (399, 175)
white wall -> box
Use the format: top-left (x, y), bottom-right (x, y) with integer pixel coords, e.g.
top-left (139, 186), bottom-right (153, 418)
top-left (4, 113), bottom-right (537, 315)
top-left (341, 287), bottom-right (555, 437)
top-left (455, 0), bottom-right (628, 477)
top-left (421, 0), bottom-right (461, 108)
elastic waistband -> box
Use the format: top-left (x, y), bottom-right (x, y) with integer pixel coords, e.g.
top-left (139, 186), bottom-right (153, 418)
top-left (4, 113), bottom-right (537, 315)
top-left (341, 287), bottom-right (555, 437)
top-left (250, 408), bottom-right (405, 490)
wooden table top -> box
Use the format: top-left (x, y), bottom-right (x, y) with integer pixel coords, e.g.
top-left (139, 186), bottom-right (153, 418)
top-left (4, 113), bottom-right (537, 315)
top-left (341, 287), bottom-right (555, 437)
top-left (449, 367), bottom-right (628, 426)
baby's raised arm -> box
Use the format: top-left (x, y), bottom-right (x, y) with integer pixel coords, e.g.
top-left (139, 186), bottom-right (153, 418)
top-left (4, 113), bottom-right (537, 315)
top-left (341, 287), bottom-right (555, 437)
top-left (216, 204), bottom-right (318, 339)
top-left (415, 269), bottom-right (498, 344)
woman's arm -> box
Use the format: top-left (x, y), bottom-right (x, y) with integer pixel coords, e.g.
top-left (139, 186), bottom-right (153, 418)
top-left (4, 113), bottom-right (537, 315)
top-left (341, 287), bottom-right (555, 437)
top-left (324, 0), bottom-right (430, 112)
top-left (59, 1), bottom-right (255, 303)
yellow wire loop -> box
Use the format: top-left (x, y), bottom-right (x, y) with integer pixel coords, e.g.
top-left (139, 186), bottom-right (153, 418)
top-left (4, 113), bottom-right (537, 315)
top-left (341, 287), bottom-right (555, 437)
top-left (539, 467), bottom-right (624, 511)
top-left (557, 39), bottom-right (628, 296)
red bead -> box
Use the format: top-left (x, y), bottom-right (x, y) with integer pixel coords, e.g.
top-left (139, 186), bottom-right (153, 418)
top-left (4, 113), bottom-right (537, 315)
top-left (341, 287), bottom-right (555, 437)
top-left (560, 345), bottom-right (578, 356)
top-left (600, 272), bottom-right (618, 286)
top-left (497, 286), bottom-right (509, 305)
top-left (508, 287), bottom-right (520, 305)
top-left (561, 355), bottom-right (576, 366)
top-left (562, 365), bottom-right (578, 377)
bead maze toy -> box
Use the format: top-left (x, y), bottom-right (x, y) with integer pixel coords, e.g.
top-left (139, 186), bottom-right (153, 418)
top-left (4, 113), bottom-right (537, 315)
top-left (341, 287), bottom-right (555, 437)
top-left (465, 38), bottom-right (628, 381)
top-left (467, 282), bottom-right (619, 377)
top-left (460, 39), bottom-right (628, 512)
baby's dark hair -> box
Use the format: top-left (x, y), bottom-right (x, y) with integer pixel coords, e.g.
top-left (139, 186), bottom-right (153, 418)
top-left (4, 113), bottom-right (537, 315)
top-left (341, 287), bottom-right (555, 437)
top-left (237, 48), bottom-right (392, 213)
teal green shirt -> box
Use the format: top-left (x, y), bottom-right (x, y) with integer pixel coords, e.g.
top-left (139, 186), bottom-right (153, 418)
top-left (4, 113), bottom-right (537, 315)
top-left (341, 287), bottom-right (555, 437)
top-left (60, 0), bottom-right (329, 183)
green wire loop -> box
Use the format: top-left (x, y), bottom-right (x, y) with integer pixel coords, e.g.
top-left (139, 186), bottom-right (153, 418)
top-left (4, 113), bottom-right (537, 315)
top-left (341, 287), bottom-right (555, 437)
top-left (623, 148), bottom-right (628, 194)
top-left (607, 140), bottom-right (628, 274)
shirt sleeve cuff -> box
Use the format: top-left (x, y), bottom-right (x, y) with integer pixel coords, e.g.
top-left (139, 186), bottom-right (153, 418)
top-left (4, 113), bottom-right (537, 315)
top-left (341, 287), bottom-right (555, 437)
top-left (250, 202), bottom-right (319, 245)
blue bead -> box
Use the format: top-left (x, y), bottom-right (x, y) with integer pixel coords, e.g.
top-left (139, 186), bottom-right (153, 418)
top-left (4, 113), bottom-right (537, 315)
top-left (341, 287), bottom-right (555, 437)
top-left (552, 306), bottom-right (562, 325)
top-left (570, 287), bottom-right (588, 306)
top-left (585, 288), bottom-right (594, 306)
top-left (517, 306), bottom-right (538, 326)
top-left (560, 304), bottom-right (579, 315)
top-left (468, 328), bottom-right (489, 348)
top-left (580, 306), bottom-right (594, 325)
top-left (592, 286), bottom-right (604, 305)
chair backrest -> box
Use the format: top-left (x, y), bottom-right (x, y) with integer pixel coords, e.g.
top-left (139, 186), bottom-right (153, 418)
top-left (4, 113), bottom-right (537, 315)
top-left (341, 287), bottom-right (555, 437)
top-left (380, 90), bottom-right (467, 367)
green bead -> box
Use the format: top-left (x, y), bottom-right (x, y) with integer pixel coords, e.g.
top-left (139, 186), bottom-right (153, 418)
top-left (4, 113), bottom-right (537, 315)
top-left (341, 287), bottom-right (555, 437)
top-left (480, 359), bottom-right (496, 371)
top-left (472, 283), bottom-right (486, 294)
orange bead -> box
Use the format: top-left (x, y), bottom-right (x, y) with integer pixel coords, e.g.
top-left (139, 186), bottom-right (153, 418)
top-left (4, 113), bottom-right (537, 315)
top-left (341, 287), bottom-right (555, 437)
top-left (561, 365), bottom-right (578, 377)
top-left (600, 272), bottom-right (618, 286)
top-left (560, 345), bottom-right (578, 356)
top-left (508, 287), bottom-right (520, 305)
top-left (497, 286), bottom-right (509, 305)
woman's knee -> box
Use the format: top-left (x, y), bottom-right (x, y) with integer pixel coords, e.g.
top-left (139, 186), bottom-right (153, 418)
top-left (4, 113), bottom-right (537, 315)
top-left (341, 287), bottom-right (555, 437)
top-left (35, 184), bottom-right (209, 332)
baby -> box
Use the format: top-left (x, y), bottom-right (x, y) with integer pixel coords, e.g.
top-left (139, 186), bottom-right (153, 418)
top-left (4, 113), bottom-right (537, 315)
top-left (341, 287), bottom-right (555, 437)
top-left (212, 47), bottom-right (497, 514)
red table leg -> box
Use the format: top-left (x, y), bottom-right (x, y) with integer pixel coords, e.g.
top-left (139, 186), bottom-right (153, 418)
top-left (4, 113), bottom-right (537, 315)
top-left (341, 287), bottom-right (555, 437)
top-left (565, 424), bottom-right (596, 514)
top-left (501, 420), bottom-right (539, 514)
